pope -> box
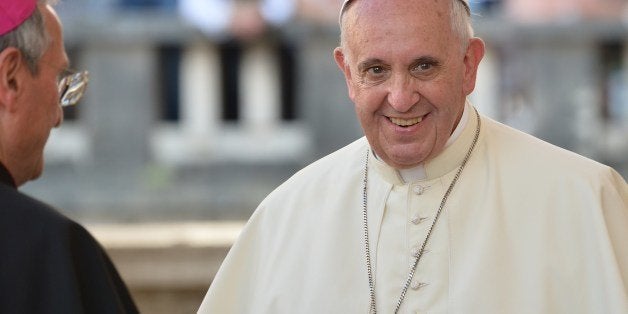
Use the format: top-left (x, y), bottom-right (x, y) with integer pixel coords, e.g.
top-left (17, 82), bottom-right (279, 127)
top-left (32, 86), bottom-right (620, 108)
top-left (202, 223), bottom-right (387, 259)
top-left (198, 0), bottom-right (628, 313)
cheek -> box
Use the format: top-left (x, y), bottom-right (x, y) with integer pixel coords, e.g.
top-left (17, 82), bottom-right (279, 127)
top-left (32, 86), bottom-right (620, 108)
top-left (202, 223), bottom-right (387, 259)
top-left (29, 79), bottom-right (60, 120)
top-left (352, 86), bottom-right (385, 114)
top-left (354, 98), bottom-right (379, 130)
top-left (354, 104), bottom-right (370, 127)
top-left (423, 78), bottom-right (464, 111)
top-left (45, 86), bottom-right (61, 121)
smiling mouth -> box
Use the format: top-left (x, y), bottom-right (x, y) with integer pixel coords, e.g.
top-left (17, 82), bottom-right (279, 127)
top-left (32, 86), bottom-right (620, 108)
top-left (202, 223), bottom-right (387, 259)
top-left (389, 116), bottom-right (424, 127)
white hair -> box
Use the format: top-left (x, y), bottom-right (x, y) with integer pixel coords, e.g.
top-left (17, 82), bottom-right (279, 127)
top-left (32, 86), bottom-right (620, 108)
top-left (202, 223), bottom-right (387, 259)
top-left (0, 0), bottom-right (57, 73)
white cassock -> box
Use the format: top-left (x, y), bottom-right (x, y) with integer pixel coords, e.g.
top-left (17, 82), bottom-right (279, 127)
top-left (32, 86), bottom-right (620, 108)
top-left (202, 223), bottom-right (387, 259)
top-left (198, 103), bottom-right (628, 314)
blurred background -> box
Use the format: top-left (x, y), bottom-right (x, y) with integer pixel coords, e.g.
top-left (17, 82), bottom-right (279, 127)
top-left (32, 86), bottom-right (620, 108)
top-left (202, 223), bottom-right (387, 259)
top-left (23, 0), bottom-right (628, 312)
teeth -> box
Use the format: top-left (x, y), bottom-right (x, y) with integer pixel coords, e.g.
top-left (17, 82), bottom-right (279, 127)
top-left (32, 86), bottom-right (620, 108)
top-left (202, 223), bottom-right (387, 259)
top-left (390, 116), bottom-right (423, 127)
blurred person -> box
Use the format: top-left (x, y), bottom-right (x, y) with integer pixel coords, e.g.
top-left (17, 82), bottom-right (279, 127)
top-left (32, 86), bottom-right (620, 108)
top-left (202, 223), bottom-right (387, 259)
top-left (198, 0), bottom-right (628, 313)
top-left (469, 0), bottom-right (502, 16)
top-left (179, 0), bottom-right (295, 40)
top-left (296, 0), bottom-right (345, 26)
top-left (505, 0), bottom-right (626, 23)
top-left (0, 0), bottom-right (137, 312)
top-left (179, 0), bottom-right (297, 121)
top-left (119, 0), bottom-right (177, 10)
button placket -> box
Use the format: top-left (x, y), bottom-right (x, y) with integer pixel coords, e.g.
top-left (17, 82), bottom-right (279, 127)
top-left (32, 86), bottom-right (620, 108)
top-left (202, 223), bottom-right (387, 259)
top-left (410, 184), bottom-right (431, 226)
top-left (406, 180), bottom-right (439, 310)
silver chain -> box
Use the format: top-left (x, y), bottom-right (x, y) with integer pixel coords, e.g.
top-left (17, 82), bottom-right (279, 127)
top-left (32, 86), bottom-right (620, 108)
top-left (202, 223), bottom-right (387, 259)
top-left (362, 109), bottom-right (481, 314)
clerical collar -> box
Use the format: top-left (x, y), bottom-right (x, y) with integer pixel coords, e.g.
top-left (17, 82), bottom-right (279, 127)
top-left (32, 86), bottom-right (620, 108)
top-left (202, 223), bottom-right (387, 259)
top-left (371, 101), bottom-right (479, 185)
top-left (0, 162), bottom-right (17, 189)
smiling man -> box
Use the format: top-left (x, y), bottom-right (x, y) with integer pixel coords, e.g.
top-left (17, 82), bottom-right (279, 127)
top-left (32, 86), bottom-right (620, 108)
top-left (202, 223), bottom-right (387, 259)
top-left (198, 0), bottom-right (628, 313)
top-left (0, 0), bottom-right (137, 312)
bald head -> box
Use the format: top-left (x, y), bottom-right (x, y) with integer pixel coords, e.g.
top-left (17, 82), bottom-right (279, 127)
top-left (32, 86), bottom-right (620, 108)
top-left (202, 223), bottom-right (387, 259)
top-left (340, 0), bottom-right (470, 21)
top-left (339, 0), bottom-right (473, 53)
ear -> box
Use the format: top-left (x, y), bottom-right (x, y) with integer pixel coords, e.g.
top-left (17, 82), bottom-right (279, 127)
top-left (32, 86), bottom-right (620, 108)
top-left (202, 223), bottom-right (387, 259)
top-left (462, 37), bottom-right (485, 96)
top-left (333, 47), bottom-right (356, 100)
top-left (0, 47), bottom-right (26, 111)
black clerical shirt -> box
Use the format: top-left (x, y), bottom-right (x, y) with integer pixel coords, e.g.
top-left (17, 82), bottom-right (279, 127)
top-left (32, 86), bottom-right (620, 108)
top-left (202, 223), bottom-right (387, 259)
top-left (0, 163), bottom-right (137, 313)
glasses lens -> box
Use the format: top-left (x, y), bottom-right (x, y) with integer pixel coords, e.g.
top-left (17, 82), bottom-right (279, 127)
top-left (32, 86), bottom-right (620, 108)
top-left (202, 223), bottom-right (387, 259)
top-left (60, 71), bottom-right (89, 107)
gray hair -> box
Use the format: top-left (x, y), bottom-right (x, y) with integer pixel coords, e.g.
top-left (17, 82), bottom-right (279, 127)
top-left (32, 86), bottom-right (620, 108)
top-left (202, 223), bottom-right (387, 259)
top-left (340, 0), bottom-right (474, 53)
top-left (0, 0), bottom-right (56, 73)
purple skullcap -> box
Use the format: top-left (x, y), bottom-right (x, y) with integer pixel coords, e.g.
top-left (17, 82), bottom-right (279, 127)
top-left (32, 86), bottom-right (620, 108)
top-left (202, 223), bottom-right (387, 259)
top-left (0, 0), bottom-right (37, 36)
top-left (339, 0), bottom-right (471, 25)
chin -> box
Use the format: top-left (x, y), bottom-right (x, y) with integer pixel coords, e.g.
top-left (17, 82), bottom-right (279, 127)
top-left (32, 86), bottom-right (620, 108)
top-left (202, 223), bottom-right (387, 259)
top-left (381, 153), bottom-right (426, 169)
top-left (390, 159), bottom-right (424, 169)
top-left (28, 170), bottom-right (43, 182)
top-left (387, 147), bottom-right (431, 167)
top-left (29, 160), bottom-right (45, 181)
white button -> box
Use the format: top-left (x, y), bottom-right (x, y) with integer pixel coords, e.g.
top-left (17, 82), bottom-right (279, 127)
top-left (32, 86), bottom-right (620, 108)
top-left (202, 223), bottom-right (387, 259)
top-left (411, 246), bottom-right (430, 258)
top-left (411, 215), bottom-right (428, 225)
top-left (411, 246), bottom-right (420, 257)
top-left (411, 246), bottom-right (421, 257)
top-left (412, 185), bottom-right (430, 195)
top-left (411, 281), bottom-right (429, 290)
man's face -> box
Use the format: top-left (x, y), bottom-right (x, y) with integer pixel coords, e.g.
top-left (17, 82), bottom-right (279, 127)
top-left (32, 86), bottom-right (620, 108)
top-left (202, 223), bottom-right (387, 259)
top-left (9, 5), bottom-right (66, 184)
top-left (335, 0), bottom-right (483, 169)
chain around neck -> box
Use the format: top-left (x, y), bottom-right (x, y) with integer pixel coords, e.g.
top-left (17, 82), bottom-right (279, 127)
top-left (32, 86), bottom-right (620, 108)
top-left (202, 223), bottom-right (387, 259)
top-left (362, 108), bottom-right (481, 314)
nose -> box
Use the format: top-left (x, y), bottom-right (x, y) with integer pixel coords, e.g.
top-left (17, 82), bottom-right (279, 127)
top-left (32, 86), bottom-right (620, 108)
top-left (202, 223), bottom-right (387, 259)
top-left (387, 74), bottom-right (420, 112)
top-left (54, 105), bottom-right (64, 128)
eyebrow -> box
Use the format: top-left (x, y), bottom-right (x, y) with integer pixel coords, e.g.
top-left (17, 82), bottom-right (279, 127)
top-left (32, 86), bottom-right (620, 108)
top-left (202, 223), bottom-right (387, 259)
top-left (411, 56), bottom-right (440, 67)
top-left (356, 56), bottom-right (442, 72)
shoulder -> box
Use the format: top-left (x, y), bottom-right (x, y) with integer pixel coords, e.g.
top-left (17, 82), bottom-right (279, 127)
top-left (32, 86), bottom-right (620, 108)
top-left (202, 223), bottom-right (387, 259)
top-left (472, 115), bottom-right (627, 219)
top-left (0, 187), bottom-right (137, 313)
top-left (0, 185), bottom-right (93, 246)
top-left (0, 185), bottom-right (72, 228)
top-left (268, 137), bottom-right (368, 197)
top-left (479, 115), bottom-right (615, 179)
top-left (247, 137), bottom-right (368, 222)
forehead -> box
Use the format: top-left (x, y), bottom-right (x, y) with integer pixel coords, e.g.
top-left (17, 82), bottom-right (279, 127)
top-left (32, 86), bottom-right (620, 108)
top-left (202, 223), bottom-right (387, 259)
top-left (40, 4), bottom-right (68, 66)
top-left (347, 0), bottom-right (452, 30)
top-left (344, 0), bottom-right (456, 58)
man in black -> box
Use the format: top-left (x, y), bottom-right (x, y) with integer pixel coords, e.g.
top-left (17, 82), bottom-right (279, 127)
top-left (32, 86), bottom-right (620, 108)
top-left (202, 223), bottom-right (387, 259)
top-left (0, 0), bottom-right (137, 312)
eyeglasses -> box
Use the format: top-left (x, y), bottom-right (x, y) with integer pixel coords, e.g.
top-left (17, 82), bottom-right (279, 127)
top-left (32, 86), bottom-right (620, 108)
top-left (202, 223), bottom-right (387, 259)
top-left (58, 70), bottom-right (89, 107)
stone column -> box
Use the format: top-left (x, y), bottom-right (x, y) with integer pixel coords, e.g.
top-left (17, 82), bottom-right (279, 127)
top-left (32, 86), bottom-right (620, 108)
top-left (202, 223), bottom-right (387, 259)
top-left (82, 42), bottom-right (156, 171)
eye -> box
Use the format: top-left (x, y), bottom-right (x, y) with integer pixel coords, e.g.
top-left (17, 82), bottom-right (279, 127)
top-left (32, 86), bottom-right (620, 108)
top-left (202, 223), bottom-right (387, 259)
top-left (410, 59), bottom-right (440, 79)
top-left (416, 63), bottom-right (432, 71)
top-left (368, 66), bottom-right (385, 75)
top-left (361, 65), bottom-right (389, 84)
top-left (413, 62), bottom-right (435, 73)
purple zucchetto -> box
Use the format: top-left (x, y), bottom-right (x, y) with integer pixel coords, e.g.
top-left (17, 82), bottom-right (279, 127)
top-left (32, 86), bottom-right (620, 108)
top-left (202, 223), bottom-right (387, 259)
top-left (0, 0), bottom-right (37, 36)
